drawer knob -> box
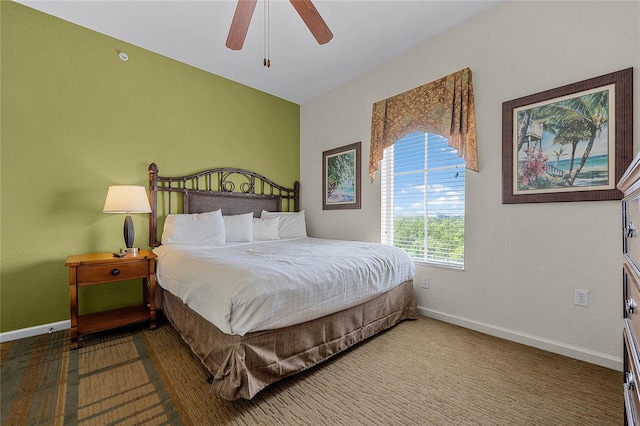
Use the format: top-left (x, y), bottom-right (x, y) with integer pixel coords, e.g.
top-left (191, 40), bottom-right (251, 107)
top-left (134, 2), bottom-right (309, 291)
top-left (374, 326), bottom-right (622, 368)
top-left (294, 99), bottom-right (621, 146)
top-left (627, 298), bottom-right (637, 315)
top-left (111, 268), bottom-right (120, 276)
top-left (627, 372), bottom-right (635, 390)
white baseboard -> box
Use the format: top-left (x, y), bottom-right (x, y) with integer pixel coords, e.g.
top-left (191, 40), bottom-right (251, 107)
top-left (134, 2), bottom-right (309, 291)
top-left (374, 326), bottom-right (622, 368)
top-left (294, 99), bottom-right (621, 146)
top-left (0, 320), bottom-right (70, 343)
top-left (418, 306), bottom-right (623, 372)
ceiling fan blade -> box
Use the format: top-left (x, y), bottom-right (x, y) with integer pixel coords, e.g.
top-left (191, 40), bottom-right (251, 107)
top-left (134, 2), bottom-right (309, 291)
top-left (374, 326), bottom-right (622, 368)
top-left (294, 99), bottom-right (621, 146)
top-left (289, 0), bottom-right (333, 45)
top-left (226, 0), bottom-right (258, 50)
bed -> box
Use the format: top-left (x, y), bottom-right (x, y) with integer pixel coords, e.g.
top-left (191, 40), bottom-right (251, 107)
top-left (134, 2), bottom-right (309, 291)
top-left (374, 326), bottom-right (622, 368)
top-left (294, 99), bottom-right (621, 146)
top-left (148, 163), bottom-right (417, 400)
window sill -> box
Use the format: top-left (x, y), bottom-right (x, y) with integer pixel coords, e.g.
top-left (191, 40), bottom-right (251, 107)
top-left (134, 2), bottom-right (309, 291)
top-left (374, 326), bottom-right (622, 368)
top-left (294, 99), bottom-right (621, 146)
top-left (414, 260), bottom-right (464, 271)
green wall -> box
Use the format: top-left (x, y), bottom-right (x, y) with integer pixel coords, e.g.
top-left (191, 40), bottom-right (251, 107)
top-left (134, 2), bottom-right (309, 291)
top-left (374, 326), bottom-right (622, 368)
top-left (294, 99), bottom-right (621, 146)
top-left (0, 1), bottom-right (300, 332)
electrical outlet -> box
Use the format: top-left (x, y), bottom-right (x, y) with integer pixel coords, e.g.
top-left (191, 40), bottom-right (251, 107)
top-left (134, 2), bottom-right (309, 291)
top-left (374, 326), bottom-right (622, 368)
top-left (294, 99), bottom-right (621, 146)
top-left (422, 277), bottom-right (430, 289)
top-left (574, 289), bottom-right (589, 307)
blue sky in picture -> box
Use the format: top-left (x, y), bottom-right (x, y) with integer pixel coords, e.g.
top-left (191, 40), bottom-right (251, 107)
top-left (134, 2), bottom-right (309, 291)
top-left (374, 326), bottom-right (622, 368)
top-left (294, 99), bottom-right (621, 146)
top-left (392, 133), bottom-right (465, 218)
top-left (537, 128), bottom-right (609, 159)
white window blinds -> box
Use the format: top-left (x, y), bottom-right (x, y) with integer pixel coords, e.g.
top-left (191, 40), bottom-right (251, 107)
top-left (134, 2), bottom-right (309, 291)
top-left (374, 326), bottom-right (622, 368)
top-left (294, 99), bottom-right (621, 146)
top-left (381, 132), bottom-right (465, 268)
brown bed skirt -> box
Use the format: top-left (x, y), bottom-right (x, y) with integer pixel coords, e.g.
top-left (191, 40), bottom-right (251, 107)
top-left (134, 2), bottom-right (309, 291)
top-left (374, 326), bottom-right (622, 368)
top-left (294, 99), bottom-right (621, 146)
top-left (156, 280), bottom-right (418, 400)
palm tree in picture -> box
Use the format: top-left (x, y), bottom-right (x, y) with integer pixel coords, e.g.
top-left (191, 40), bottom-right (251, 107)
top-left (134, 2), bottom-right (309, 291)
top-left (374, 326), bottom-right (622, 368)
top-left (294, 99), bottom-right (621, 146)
top-left (550, 122), bottom-right (591, 180)
top-left (533, 90), bottom-right (608, 186)
top-left (327, 152), bottom-right (355, 197)
top-left (552, 146), bottom-right (567, 167)
top-left (517, 109), bottom-right (533, 154)
top-left (327, 168), bottom-right (341, 195)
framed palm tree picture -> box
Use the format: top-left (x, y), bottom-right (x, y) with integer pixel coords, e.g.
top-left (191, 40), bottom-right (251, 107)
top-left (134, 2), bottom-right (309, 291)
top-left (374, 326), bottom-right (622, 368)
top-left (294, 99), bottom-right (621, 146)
top-left (323, 142), bottom-right (361, 210)
top-left (502, 68), bottom-right (633, 204)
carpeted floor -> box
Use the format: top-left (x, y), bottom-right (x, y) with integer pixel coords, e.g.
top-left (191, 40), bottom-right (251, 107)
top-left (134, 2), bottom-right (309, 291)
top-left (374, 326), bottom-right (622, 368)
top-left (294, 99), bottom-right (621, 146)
top-left (1, 315), bottom-right (622, 425)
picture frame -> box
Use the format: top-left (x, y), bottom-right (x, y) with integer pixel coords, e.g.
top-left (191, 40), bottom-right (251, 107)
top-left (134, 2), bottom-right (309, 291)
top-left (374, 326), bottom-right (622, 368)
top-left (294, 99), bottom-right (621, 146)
top-left (323, 142), bottom-right (361, 210)
top-left (502, 68), bottom-right (633, 204)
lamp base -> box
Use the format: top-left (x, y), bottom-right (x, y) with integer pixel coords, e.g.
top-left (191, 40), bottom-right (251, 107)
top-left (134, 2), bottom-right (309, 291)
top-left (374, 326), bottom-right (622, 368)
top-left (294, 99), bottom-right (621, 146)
top-left (120, 247), bottom-right (140, 255)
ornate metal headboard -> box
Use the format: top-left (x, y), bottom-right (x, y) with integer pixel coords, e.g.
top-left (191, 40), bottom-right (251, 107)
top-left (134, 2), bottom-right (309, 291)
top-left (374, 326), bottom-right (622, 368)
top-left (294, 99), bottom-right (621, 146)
top-left (148, 163), bottom-right (300, 247)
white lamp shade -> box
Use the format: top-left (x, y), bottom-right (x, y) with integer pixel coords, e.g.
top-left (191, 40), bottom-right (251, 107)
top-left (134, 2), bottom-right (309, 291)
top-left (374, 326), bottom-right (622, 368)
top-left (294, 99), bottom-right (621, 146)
top-left (103, 185), bottom-right (152, 214)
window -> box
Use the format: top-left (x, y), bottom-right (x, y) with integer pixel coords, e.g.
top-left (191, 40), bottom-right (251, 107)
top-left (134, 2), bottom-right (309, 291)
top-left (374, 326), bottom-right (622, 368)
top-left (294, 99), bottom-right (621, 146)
top-left (381, 132), bottom-right (465, 268)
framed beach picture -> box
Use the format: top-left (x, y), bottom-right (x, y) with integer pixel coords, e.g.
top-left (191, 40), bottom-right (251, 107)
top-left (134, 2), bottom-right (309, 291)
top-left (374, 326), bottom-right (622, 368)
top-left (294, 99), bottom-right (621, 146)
top-left (323, 142), bottom-right (361, 210)
top-left (502, 68), bottom-right (633, 204)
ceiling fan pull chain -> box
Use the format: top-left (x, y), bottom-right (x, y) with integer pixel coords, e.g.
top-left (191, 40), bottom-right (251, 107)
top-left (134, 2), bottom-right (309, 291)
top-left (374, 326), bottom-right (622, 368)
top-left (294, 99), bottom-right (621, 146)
top-left (263, 0), bottom-right (271, 67)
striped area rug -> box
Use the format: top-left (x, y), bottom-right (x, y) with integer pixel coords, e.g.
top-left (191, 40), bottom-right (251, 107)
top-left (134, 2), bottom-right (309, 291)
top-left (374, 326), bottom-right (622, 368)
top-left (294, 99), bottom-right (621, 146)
top-left (1, 316), bottom-right (622, 425)
top-left (1, 326), bottom-right (181, 425)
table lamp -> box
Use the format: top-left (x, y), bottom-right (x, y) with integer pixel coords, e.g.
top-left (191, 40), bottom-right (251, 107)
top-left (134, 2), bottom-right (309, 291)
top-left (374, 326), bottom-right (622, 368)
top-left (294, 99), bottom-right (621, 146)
top-left (103, 185), bottom-right (152, 254)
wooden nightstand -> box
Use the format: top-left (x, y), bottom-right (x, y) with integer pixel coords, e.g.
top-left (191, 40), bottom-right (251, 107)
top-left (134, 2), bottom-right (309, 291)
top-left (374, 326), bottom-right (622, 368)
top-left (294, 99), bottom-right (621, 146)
top-left (65, 250), bottom-right (157, 349)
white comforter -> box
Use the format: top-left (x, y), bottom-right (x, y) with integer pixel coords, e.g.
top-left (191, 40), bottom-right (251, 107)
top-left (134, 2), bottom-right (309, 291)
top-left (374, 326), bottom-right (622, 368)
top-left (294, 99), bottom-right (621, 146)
top-left (153, 237), bottom-right (415, 336)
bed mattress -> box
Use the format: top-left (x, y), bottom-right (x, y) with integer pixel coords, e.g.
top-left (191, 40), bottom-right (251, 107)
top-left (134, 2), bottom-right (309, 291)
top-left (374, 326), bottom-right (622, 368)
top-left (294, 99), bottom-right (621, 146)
top-left (153, 237), bottom-right (415, 335)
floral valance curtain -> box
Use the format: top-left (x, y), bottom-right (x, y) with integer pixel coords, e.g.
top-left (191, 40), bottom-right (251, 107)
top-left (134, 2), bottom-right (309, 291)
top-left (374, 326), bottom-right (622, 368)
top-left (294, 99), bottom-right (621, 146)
top-left (369, 67), bottom-right (478, 181)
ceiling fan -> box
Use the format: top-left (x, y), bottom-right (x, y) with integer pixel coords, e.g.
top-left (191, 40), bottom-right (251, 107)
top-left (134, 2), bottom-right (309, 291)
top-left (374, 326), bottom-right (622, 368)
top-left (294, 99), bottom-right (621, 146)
top-left (225, 0), bottom-right (333, 50)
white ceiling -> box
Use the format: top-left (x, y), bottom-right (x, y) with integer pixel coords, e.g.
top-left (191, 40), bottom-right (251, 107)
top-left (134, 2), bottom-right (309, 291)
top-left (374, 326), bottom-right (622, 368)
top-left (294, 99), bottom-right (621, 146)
top-left (16, 0), bottom-right (501, 104)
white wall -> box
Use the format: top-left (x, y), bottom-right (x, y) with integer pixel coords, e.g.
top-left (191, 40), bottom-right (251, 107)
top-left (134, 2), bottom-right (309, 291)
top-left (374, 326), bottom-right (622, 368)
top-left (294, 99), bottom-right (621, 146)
top-left (300, 0), bottom-right (640, 370)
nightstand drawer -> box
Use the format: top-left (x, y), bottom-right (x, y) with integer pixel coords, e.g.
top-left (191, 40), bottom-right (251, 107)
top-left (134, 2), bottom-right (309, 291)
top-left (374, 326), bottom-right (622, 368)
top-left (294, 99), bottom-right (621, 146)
top-left (76, 260), bottom-right (149, 284)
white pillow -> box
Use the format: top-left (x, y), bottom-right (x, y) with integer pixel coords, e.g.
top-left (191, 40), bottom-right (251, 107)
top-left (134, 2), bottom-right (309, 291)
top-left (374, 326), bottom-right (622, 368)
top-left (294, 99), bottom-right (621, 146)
top-left (161, 209), bottom-right (225, 245)
top-left (223, 213), bottom-right (254, 242)
top-left (253, 217), bottom-right (280, 241)
top-left (260, 210), bottom-right (307, 238)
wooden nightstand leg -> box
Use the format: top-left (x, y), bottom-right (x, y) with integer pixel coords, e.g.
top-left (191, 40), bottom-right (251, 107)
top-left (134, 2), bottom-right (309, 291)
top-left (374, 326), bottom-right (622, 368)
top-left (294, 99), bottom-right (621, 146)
top-left (142, 277), bottom-right (149, 307)
top-left (70, 329), bottom-right (78, 350)
top-left (69, 267), bottom-right (79, 349)
top-left (149, 277), bottom-right (157, 330)
top-left (142, 277), bottom-right (156, 330)
top-left (146, 257), bottom-right (157, 330)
